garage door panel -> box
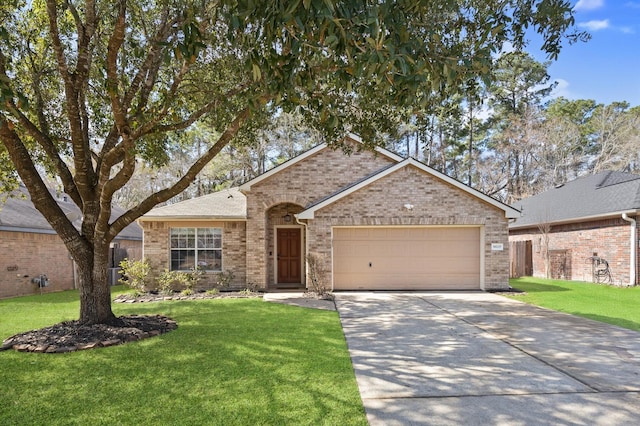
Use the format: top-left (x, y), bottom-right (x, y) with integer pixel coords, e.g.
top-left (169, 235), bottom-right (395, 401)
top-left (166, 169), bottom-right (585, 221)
top-left (333, 272), bottom-right (479, 290)
top-left (333, 227), bottom-right (481, 290)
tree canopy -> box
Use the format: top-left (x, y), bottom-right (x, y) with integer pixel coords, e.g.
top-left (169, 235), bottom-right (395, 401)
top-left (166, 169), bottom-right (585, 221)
top-left (0, 0), bottom-right (584, 324)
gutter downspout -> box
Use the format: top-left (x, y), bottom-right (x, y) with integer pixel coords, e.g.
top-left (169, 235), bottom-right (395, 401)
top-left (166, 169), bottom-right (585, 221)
top-left (622, 213), bottom-right (637, 286)
top-left (72, 260), bottom-right (78, 289)
top-left (294, 214), bottom-right (308, 289)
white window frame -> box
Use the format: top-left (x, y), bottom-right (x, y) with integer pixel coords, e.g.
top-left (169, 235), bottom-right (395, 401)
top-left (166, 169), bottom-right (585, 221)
top-left (169, 227), bottom-right (222, 272)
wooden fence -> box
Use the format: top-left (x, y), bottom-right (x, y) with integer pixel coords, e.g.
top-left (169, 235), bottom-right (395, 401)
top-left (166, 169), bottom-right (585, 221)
top-left (510, 240), bottom-right (533, 278)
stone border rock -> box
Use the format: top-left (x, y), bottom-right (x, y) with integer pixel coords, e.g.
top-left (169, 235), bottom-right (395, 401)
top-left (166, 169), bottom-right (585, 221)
top-left (114, 291), bottom-right (262, 303)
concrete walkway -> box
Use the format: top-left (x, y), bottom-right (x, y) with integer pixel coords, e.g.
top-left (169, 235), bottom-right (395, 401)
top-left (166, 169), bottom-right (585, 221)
top-left (335, 292), bottom-right (640, 425)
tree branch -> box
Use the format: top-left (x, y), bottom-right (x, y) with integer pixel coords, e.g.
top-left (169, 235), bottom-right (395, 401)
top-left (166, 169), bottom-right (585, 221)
top-left (45, 0), bottom-right (72, 87)
top-left (105, 0), bottom-right (129, 136)
top-left (134, 80), bottom-right (254, 139)
top-left (46, 0), bottom-right (96, 200)
top-left (121, 10), bottom-right (178, 111)
top-left (0, 48), bottom-right (81, 204)
top-left (107, 107), bottom-right (251, 240)
top-left (0, 115), bottom-right (90, 257)
top-left (6, 105), bottom-right (82, 205)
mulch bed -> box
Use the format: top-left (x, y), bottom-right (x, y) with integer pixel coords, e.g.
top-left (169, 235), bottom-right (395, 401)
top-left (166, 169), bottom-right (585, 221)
top-left (488, 287), bottom-right (527, 295)
top-left (1, 315), bottom-right (177, 354)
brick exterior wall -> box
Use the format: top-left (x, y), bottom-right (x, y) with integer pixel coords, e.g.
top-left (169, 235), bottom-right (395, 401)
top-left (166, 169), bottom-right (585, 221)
top-left (141, 145), bottom-right (512, 291)
top-left (0, 230), bottom-right (74, 298)
top-left (244, 146), bottom-right (397, 287)
top-left (0, 230), bottom-right (141, 299)
top-left (509, 217), bottom-right (639, 286)
top-left (244, 145), bottom-right (510, 290)
top-left (306, 165), bottom-right (510, 290)
top-left (141, 220), bottom-right (246, 290)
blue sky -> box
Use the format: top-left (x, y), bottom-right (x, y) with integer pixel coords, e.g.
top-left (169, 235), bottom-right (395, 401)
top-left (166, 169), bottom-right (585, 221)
top-left (526, 0), bottom-right (640, 106)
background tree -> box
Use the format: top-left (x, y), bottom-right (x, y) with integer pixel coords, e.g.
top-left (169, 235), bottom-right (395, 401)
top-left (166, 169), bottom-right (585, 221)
top-left (486, 51), bottom-right (556, 201)
top-left (536, 97), bottom-right (596, 187)
top-left (588, 102), bottom-right (640, 173)
top-left (0, 0), bottom-right (584, 325)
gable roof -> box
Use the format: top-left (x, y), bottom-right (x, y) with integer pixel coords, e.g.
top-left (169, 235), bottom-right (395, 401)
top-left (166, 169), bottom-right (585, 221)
top-left (510, 171), bottom-right (640, 229)
top-left (139, 134), bottom-right (518, 222)
top-left (296, 158), bottom-right (521, 219)
top-left (239, 134), bottom-right (404, 191)
top-left (0, 185), bottom-right (142, 240)
top-left (139, 187), bottom-right (246, 221)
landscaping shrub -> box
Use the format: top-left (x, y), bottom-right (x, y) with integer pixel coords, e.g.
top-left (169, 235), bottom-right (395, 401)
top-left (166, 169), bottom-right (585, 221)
top-left (118, 258), bottom-right (151, 295)
top-left (215, 270), bottom-right (235, 289)
top-left (306, 253), bottom-right (331, 298)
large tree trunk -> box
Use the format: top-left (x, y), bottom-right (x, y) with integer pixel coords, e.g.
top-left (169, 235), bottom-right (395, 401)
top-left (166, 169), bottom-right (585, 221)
top-left (77, 241), bottom-right (117, 325)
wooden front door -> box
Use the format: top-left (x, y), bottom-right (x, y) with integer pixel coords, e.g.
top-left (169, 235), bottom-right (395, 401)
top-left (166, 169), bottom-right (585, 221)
top-left (277, 228), bottom-right (302, 283)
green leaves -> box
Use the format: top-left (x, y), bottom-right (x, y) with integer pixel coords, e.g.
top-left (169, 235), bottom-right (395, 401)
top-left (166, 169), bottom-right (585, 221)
top-left (0, 0), bottom-right (585, 208)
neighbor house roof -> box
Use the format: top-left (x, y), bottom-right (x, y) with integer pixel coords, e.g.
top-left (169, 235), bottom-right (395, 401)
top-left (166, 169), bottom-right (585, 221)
top-left (139, 187), bottom-right (246, 221)
top-left (297, 158), bottom-right (521, 219)
top-left (0, 185), bottom-right (143, 240)
top-left (510, 171), bottom-right (640, 229)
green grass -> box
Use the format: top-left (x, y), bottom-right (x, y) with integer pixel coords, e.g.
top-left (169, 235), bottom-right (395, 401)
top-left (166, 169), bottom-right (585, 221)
top-left (0, 287), bottom-right (366, 426)
top-left (508, 277), bottom-right (640, 331)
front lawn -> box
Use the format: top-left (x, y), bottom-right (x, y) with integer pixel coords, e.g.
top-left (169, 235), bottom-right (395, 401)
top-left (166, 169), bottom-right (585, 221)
top-left (0, 287), bottom-right (366, 425)
top-left (508, 277), bottom-right (640, 332)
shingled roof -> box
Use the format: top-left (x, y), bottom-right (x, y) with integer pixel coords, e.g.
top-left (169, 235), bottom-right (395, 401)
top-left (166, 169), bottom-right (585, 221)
top-left (0, 185), bottom-right (142, 240)
top-left (140, 187), bottom-right (246, 221)
top-left (510, 171), bottom-right (640, 229)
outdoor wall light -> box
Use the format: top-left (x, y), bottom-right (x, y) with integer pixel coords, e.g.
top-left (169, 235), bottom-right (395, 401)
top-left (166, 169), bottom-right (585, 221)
top-left (283, 213), bottom-right (292, 222)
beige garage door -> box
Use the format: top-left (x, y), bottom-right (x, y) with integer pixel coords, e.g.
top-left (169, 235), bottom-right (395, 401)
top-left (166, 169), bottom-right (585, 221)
top-left (333, 227), bottom-right (481, 290)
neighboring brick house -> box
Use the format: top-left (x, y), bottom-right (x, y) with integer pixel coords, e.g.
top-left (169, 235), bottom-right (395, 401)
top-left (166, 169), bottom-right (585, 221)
top-left (0, 186), bottom-right (143, 299)
top-left (509, 171), bottom-right (640, 286)
top-left (139, 135), bottom-right (519, 291)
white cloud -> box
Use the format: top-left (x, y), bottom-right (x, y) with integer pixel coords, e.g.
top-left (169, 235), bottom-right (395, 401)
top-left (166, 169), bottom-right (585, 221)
top-left (551, 79), bottom-right (572, 99)
top-left (578, 19), bottom-right (610, 31)
top-left (575, 0), bottom-right (605, 11)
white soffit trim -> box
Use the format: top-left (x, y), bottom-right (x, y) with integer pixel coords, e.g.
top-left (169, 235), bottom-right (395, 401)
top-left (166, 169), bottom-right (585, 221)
top-left (239, 135), bottom-right (404, 191)
top-left (297, 158), bottom-right (521, 219)
top-left (137, 216), bottom-right (246, 222)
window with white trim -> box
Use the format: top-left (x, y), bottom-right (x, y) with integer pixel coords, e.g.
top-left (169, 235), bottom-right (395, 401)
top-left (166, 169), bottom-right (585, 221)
top-left (170, 228), bottom-right (222, 271)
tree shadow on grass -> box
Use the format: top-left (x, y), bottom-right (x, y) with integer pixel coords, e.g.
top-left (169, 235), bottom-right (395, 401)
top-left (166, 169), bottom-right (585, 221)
top-left (509, 279), bottom-right (571, 293)
top-left (1, 299), bottom-right (367, 426)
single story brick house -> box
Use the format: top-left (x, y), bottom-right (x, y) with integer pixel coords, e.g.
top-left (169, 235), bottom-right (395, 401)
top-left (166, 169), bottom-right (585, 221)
top-left (139, 135), bottom-right (519, 291)
top-left (0, 186), bottom-right (143, 299)
top-left (509, 171), bottom-right (640, 286)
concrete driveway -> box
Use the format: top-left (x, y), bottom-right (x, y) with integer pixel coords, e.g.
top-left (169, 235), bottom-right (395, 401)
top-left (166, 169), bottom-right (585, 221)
top-left (335, 292), bottom-right (640, 425)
